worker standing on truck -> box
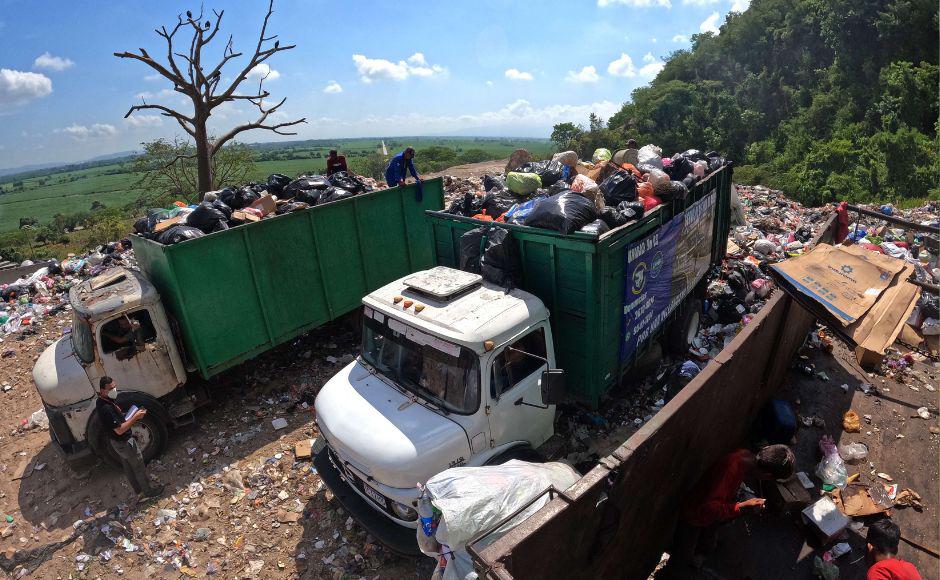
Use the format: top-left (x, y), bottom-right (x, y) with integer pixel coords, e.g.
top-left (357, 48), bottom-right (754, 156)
top-left (95, 377), bottom-right (164, 501)
top-left (326, 149), bottom-right (348, 177)
top-left (385, 147), bottom-right (422, 187)
top-left (667, 445), bottom-right (795, 573)
top-left (866, 520), bottom-right (922, 579)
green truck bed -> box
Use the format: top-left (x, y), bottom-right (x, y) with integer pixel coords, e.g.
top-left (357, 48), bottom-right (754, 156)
top-left (134, 179), bottom-right (444, 379)
top-left (429, 167), bottom-right (733, 405)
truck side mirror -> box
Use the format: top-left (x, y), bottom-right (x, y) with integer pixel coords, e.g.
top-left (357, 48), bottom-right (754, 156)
top-left (540, 369), bottom-right (565, 406)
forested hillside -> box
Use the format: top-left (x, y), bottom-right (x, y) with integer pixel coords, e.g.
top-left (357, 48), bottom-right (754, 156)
top-left (574, 0), bottom-right (938, 206)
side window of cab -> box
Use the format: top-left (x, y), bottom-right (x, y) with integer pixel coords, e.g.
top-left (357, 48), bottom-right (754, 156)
top-left (490, 328), bottom-right (547, 399)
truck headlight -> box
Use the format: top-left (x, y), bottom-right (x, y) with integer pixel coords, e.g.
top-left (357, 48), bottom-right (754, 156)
top-left (390, 501), bottom-right (418, 521)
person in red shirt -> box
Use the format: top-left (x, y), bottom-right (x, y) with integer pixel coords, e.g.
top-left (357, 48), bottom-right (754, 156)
top-left (867, 519), bottom-right (922, 580)
top-left (667, 445), bottom-right (795, 573)
top-left (326, 149), bottom-right (348, 177)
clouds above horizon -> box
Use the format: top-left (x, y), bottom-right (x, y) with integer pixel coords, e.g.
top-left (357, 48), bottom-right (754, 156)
top-left (504, 68), bottom-right (534, 81)
top-left (34, 52), bottom-right (74, 72)
top-left (565, 66), bottom-right (600, 84)
top-left (0, 69), bottom-right (52, 108)
top-left (352, 53), bottom-right (445, 83)
top-left (57, 123), bottom-right (117, 141)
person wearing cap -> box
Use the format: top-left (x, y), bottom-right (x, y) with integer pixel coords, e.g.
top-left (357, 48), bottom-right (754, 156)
top-left (95, 376), bottom-right (164, 502)
top-left (384, 147), bottom-right (422, 188)
top-left (668, 445), bottom-right (795, 572)
top-left (326, 149), bottom-right (348, 177)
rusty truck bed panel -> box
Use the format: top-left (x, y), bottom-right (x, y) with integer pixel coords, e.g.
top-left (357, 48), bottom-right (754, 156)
top-left (473, 214), bottom-right (839, 580)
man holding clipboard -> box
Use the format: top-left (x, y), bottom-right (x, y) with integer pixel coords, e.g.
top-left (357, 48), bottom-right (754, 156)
top-left (95, 377), bottom-right (164, 501)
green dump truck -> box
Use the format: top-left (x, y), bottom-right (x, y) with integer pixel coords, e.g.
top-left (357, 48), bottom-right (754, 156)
top-left (31, 181), bottom-right (443, 467)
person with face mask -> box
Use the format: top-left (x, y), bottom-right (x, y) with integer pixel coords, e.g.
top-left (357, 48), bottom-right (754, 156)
top-left (95, 376), bottom-right (164, 501)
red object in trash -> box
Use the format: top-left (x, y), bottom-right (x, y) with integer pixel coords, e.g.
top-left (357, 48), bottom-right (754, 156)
top-left (639, 195), bottom-right (662, 211)
top-left (835, 201), bottom-right (849, 243)
top-left (860, 243), bottom-right (885, 254)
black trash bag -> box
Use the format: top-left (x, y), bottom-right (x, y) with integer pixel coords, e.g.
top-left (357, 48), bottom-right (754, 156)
top-left (680, 149), bottom-right (706, 162)
top-left (480, 190), bottom-right (519, 217)
top-left (518, 160), bottom-right (565, 187)
top-left (600, 170), bottom-right (637, 206)
top-left (705, 152), bottom-right (729, 172)
top-left (267, 174), bottom-right (291, 194)
top-left (0, 284), bottom-right (26, 301)
top-left (186, 201), bottom-right (230, 234)
top-left (919, 291), bottom-right (939, 319)
top-left (328, 171), bottom-right (371, 194)
top-left (275, 201), bottom-right (311, 215)
top-left (580, 219), bottom-right (610, 236)
top-left (657, 180), bottom-right (689, 201)
top-left (157, 225), bottom-right (205, 245)
top-left (248, 182), bottom-right (267, 194)
top-left (681, 175), bottom-right (696, 190)
top-left (284, 176), bottom-right (330, 199)
top-left (208, 199), bottom-right (233, 220)
top-left (221, 186), bottom-right (259, 210)
top-left (524, 192), bottom-right (597, 234)
top-left (145, 208), bottom-right (179, 232)
top-left (666, 155), bottom-right (695, 181)
top-left (600, 206), bottom-right (629, 229)
top-left (293, 188), bottom-right (322, 205)
top-left (714, 296), bottom-right (746, 323)
top-left (458, 226), bottom-right (521, 289)
top-left (318, 186), bottom-right (355, 205)
top-left (483, 174), bottom-right (506, 192)
top-left (616, 201), bottom-right (645, 221)
top-left (133, 216), bottom-right (151, 235)
top-left (547, 181), bottom-right (570, 196)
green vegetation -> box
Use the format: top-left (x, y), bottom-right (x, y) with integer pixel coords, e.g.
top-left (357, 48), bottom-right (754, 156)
top-left (0, 137), bottom-right (550, 260)
top-left (561, 0), bottom-right (938, 207)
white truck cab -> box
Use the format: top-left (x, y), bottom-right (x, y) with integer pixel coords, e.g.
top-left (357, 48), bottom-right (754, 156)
top-left (33, 268), bottom-right (193, 466)
top-left (313, 266), bottom-right (564, 554)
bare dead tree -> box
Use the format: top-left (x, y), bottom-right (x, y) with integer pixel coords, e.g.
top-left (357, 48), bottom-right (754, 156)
top-left (115, 1), bottom-right (305, 198)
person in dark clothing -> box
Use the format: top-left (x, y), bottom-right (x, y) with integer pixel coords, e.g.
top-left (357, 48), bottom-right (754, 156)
top-left (384, 147), bottom-right (421, 187)
top-left (667, 445), bottom-right (795, 573)
top-left (95, 376), bottom-right (163, 501)
top-left (867, 520), bottom-right (922, 579)
top-left (326, 149), bottom-right (348, 177)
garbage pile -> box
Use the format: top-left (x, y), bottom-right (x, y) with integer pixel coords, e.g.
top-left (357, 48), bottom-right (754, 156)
top-left (135, 172), bottom-right (384, 245)
top-left (441, 145), bottom-right (730, 236)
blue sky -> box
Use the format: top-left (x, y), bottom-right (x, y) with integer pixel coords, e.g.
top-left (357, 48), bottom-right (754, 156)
top-left (0, 0), bottom-right (748, 170)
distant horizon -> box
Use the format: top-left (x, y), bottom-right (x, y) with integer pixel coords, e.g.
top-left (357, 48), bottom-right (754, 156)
top-left (0, 134), bottom-right (552, 176)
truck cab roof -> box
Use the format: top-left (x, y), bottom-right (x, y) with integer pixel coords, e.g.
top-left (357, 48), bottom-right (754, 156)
top-left (70, 267), bottom-right (159, 321)
top-left (363, 266), bottom-right (548, 352)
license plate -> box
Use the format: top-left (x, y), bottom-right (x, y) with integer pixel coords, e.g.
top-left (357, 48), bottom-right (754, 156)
top-left (362, 483), bottom-right (387, 508)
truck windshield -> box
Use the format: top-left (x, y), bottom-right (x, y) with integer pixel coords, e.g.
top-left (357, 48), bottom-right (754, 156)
top-left (71, 313), bottom-right (95, 364)
top-left (361, 312), bottom-right (480, 414)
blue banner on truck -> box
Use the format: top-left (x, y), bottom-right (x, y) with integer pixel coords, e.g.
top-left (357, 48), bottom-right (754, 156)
top-left (621, 190), bottom-right (718, 360)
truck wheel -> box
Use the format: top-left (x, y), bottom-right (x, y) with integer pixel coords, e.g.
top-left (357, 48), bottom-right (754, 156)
top-left (111, 393), bottom-right (170, 463)
top-left (665, 297), bottom-right (702, 354)
top-left (486, 445), bottom-right (543, 465)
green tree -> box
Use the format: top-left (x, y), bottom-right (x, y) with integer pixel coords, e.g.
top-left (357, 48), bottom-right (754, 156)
top-left (550, 122), bottom-right (583, 150)
top-left (457, 149), bottom-right (493, 164)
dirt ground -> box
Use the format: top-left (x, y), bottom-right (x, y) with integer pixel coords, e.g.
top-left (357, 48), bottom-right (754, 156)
top-left (425, 159), bottom-right (507, 180)
top-left (0, 312), bottom-right (433, 578)
top-left (670, 335), bottom-right (939, 580)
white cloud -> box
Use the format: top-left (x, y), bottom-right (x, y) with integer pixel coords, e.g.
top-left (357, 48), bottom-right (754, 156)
top-left (650, 37), bottom-right (658, 43)
top-left (247, 63), bottom-right (280, 81)
top-left (123, 114), bottom-right (163, 128)
top-left (323, 80), bottom-right (343, 94)
top-left (643, 52), bottom-right (656, 62)
top-left (597, 0), bottom-right (672, 7)
top-left (700, 12), bottom-right (721, 34)
top-left (565, 66), bottom-right (600, 84)
top-left (607, 53), bottom-right (636, 78)
top-left (57, 123), bottom-right (117, 141)
top-left (730, 0), bottom-right (750, 11)
top-left (135, 88), bottom-right (176, 100)
top-left (0, 69), bottom-right (52, 108)
top-left (672, 34), bottom-right (689, 42)
top-left (352, 53), bottom-right (445, 83)
top-left (33, 52), bottom-right (74, 72)
top-left (640, 61), bottom-right (666, 76)
top-left (504, 68), bottom-right (534, 81)
top-left (144, 73), bottom-right (161, 82)
top-left (485, 80), bottom-right (494, 87)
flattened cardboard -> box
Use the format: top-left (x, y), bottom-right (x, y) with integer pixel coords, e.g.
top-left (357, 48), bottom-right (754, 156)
top-left (770, 244), bottom-right (906, 325)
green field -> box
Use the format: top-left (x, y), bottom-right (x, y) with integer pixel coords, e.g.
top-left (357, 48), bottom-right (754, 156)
top-left (0, 137), bottom-right (552, 234)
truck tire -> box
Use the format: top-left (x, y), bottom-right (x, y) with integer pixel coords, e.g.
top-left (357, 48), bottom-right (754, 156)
top-left (485, 445), bottom-right (543, 465)
top-left (665, 297), bottom-right (702, 354)
top-left (91, 393), bottom-right (170, 466)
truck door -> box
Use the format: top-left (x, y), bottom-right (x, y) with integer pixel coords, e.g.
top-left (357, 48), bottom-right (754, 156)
top-left (486, 326), bottom-right (555, 449)
top-left (92, 308), bottom-right (180, 397)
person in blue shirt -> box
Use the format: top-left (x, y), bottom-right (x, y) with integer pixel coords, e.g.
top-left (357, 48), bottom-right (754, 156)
top-left (385, 147), bottom-right (422, 188)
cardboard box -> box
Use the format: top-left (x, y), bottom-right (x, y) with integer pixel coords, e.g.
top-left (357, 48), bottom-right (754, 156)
top-left (153, 214), bottom-right (184, 233)
top-left (768, 475), bottom-right (813, 513)
top-left (249, 194), bottom-right (276, 217)
top-left (294, 439), bottom-right (313, 460)
top-left (802, 496), bottom-right (850, 544)
top-left (232, 210), bottom-right (261, 223)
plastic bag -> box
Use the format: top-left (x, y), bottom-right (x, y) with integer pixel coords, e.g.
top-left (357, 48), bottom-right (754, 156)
top-left (283, 176), bottom-right (330, 199)
top-left (482, 174), bottom-right (506, 192)
top-left (639, 194), bottom-right (662, 212)
top-left (504, 197), bottom-right (544, 225)
top-left (838, 442), bottom-right (868, 463)
top-left (518, 160), bottom-right (565, 187)
top-left (637, 145), bottom-right (663, 169)
top-left (617, 201), bottom-right (645, 221)
top-left (186, 201), bottom-right (230, 234)
top-left (816, 435), bottom-right (847, 488)
top-left (580, 219), bottom-right (609, 236)
top-left (646, 168), bottom-right (669, 189)
top-left (481, 190), bottom-right (519, 217)
top-left (506, 172), bottom-right (542, 195)
top-left (693, 160), bottom-right (708, 178)
top-left (666, 155), bottom-right (695, 181)
top-left (266, 173), bottom-right (291, 194)
top-left (329, 171), bottom-right (372, 194)
top-left (157, 225), bottom-right (205, 245)
top-left (592, 148), bottom-right (612, 163)
top-left (599, 170), bottom-right (637, 206)
top-left (318, 186), bottom-right (354, 204)
top-left (523, 192), bottom-right (598, 234)
top-left (551, 150), bottom-right (578, 167)
top-left (459, 227), bottom-right (521, 288)
top-left (220, 186), bottom-right (259, 210)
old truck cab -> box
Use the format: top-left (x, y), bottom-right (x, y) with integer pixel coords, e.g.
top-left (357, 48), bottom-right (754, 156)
top-left (33, 268), bottom-right (188, 465)
top-left (313, 266), bottom-right (563, 553)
